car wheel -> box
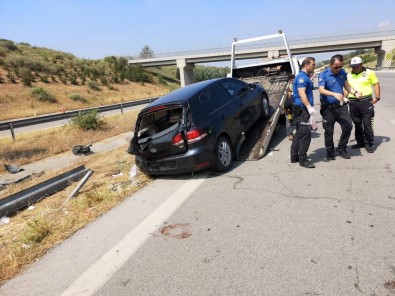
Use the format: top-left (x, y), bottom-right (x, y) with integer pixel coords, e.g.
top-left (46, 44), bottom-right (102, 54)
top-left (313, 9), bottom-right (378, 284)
top-left (212, 136), bottom-right (233, 172)
top-left (261, 95), bottom-right (270, 119)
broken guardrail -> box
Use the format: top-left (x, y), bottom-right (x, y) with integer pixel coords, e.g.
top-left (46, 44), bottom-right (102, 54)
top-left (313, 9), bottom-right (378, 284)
top-left (0, 165), bottom-right (92, 217)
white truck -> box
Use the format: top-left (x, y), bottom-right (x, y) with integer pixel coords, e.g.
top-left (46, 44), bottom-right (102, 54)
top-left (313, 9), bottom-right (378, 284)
top-left (228, 31), bottom-right (300, 160)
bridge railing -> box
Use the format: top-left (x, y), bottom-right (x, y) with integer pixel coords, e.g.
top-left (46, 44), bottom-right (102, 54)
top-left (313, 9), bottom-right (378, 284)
top-left (126, 27), bottom-right (395, 60)
top-left (372, 66), bottom-right (395, 71)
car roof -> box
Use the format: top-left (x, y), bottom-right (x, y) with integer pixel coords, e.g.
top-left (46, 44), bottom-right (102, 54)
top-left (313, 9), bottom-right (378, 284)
top-left (146, 78), bottom-right (228, 108)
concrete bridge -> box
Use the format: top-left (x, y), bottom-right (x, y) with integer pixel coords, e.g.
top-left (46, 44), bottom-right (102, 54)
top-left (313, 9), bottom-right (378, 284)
top-left (128, 28), bottom-right (395, 86)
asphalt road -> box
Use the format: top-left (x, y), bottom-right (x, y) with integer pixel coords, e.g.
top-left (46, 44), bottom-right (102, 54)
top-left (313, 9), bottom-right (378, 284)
top-left (1, 72), bottom-right (394, 296)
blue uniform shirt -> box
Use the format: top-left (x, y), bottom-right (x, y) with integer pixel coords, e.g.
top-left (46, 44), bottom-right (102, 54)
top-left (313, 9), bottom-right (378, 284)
top-left (293, 71), bottom-right (314, 107)
top-left (318, 67), bottom-right (347, 104)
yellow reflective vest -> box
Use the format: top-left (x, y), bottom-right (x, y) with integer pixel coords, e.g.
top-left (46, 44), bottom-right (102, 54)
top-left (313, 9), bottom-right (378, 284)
top-left (347, 68), bottom-right (378, 98)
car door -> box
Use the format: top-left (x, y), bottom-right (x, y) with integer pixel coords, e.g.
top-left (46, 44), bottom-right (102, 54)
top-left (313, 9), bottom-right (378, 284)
top-left (199, 84), bottom-right (241, 144)
top-left (220, 79), bottom-right (260, 132)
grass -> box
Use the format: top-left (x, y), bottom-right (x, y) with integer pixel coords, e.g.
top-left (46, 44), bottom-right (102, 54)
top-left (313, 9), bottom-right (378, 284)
top-left (0, 70), bottom-right (171, 121)
top-left (0, 110), bottom-right (139, 174)
top-left (0, 124), bottom-right (153, 283)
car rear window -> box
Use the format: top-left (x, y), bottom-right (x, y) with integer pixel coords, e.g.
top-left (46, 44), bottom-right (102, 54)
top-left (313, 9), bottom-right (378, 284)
top-left (137, 107), bottom-right (183, 139)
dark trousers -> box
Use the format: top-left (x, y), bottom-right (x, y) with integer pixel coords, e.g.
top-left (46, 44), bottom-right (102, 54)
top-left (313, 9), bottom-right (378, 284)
top-left (291, 108), bottom-right (311, 162)
top-left (349, 99), bottom-right (375, 147)
top-left (321, 104), bottom-right (353, 153)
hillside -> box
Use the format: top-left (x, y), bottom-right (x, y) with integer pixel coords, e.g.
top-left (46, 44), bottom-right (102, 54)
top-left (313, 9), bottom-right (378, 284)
top-left (0, 39), bottom-right (178, 121)
top-left (315, 48), bottom-right (395, 72)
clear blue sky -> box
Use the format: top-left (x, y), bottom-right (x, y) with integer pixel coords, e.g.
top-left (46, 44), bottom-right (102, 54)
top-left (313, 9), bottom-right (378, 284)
top-left (1, 0), bottom-right (394, 61)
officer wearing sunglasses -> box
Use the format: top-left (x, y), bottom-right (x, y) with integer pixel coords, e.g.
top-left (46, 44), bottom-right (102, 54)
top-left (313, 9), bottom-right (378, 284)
top-left (318, 54), bottom-right (360, 161)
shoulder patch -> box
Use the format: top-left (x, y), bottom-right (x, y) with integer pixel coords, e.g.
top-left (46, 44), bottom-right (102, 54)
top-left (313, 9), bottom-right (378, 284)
top-left (298, 78), bottom-right (304, 84)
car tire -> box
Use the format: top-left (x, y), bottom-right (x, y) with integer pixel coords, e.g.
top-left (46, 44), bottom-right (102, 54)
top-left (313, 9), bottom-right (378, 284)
top-left (261, 95), bottom-right (270, 119)
top-left (212, 136), bottom-right (233, 172)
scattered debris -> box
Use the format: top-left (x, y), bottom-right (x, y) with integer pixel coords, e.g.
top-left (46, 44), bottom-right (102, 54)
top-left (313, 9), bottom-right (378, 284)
top-left (112, 172), bottom-right (124, 177)
top-left (0, 216), bottom-right (10, 225)
top-left (129, 164), bottom-right (140, 186)
top-left (27, 206), bottom-right (35, 211)
top-left (72, 141), bottom-right (93, 156)
top-left (4, 164), bottom-right (23, 174)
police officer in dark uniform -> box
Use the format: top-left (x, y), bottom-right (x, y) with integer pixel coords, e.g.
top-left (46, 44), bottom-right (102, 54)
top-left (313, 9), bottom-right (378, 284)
top-left (290, 57), bottom-right (316, 168)
top-left (347, 56), bottom-right (381, 153)
top-left (318, 54), bottom-right (360, 160)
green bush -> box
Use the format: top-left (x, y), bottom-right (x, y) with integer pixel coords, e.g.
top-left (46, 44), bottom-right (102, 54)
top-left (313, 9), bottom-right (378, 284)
top-left (0, 40), bottom-right (18, 51)
top-left (69, 93), bottom-right (87, 103)
top-left (87, 80), bottom-right (100, 90)
top-left (7, 71), bottom-right (16, 83)
top-left (70, 109), bottom-right (106, 130)
top-left (19, 67), bottom-right (34, 86)
top-left (31, 87), bottom-right (57, 103)
top-left (40, 74), bottom-right (49, 83)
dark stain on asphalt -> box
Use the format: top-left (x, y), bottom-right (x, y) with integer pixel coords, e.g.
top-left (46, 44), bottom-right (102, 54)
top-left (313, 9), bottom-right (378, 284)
top-left (384, 279), bottom-right (395, 290)
top-left (229, 175), bottom-right (244, 189)
top-left (160, 223), bottom-right (192, 239)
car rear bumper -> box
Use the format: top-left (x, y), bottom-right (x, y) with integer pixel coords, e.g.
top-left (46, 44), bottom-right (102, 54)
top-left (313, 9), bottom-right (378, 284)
top-left (135, 146), bottom-right (215, 175)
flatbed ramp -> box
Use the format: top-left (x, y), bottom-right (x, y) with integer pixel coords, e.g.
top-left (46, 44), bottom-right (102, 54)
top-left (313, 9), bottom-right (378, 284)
top-left (238, 75), bottom-right (289, 160)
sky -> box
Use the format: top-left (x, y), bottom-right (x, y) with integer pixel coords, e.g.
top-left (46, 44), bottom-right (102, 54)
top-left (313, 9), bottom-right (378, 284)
top-left (1, 0), bottom-right (394, 62)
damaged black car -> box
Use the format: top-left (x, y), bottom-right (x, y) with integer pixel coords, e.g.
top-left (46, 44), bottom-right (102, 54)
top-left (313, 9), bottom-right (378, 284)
top-left (128, 77), bottom-right (270, 175)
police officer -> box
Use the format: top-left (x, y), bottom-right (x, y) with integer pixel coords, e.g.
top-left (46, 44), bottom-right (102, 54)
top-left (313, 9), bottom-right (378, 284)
top-left (318, 54), bottom-right (360, 160)
top-left (290, 57), bottom-right (316, 168)
top-left (347, 56), bottom-right (381, 153)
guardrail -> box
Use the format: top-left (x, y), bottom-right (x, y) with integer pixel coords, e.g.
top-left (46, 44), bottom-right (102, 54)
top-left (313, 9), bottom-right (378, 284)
top-left (0, 97), bottom-right (158, 133)
top-left (372, 66), bottom-right (395, 71)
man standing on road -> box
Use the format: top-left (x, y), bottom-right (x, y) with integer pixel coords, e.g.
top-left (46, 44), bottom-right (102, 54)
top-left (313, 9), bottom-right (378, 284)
top-left (346, 56), bottom-right (381, 153)
top-left (318, 54), bottom-right (360, 160)
top-left (290, 57), bottom-right (316, 168)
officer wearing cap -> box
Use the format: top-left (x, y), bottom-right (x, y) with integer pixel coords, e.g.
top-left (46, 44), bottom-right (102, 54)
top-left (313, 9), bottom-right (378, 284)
top-left (290, 57), bottom-right (316, 168)
top-left (347, 56), bottom-right (381, 153)
top-left (318, 54), bottom-right (360, 160)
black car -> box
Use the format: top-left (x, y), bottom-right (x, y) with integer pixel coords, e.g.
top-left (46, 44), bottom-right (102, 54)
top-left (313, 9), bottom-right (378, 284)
top-left (128, 77), bottom-right (270, 175)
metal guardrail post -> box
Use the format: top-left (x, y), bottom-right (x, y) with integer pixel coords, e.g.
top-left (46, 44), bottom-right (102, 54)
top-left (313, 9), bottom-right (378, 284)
top-left (68, 169), bottom-right (94, 199)
top-left (10, 123), bottom-right (15, 141)
top-left (121, 103), bottom-right (124, 114)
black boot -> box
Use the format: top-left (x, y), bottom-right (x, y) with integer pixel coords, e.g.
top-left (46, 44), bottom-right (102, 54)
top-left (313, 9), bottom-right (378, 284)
top-left (299, 159), bottom-right (315, 168)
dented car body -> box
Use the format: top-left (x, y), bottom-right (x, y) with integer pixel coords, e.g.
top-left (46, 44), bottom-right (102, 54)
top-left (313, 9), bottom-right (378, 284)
top-left (128, 77), bottom-right (269, 175)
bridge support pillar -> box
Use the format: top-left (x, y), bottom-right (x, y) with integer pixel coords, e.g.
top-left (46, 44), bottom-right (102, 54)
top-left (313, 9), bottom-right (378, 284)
top-left (268, 50), bottom-right (279, 59)
top-left (375, 39), bottom-right (395, 67)
top-left (176, 59), bottom-right (195, 87)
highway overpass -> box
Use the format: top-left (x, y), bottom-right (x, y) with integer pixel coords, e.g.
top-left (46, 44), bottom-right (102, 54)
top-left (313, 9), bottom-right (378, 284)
top-left (128, 28), bottom-right (395, 86)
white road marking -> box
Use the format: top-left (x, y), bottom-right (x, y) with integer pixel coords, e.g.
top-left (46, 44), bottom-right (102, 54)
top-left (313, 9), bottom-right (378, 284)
top-left (61, 176), bottom-right (206, 296)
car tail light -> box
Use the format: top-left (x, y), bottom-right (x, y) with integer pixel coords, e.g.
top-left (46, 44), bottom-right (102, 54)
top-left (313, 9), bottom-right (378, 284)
top-left (172, 129), bottom-right (207, 146)
top-left (172, 133), bottom-right (184, 146)
top-left (186, 129), bottom-right (207, 144)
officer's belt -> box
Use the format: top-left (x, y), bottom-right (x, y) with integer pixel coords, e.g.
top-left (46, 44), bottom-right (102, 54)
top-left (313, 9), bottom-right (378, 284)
top-left (325, 103), bottom-right (345, 109)
top-left (348, 95), bottom-right (372, 102)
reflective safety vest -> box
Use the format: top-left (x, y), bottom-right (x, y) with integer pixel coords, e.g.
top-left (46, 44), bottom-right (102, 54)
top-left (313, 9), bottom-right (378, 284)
top-left (347, 68), bottom-right (378, 98)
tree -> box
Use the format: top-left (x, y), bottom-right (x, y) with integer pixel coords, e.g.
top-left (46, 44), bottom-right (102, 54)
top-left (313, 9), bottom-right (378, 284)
top-left (139, 45), bottom-right (155, 59)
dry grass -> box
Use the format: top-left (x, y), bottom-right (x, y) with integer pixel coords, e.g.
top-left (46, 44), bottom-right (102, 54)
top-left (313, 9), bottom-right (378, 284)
top-left (0, 110), bottom-right (140, 174)
top-left (0, 67), bottom-right (171, 121)
top-left (0, 145), bottom-right (152, 283)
